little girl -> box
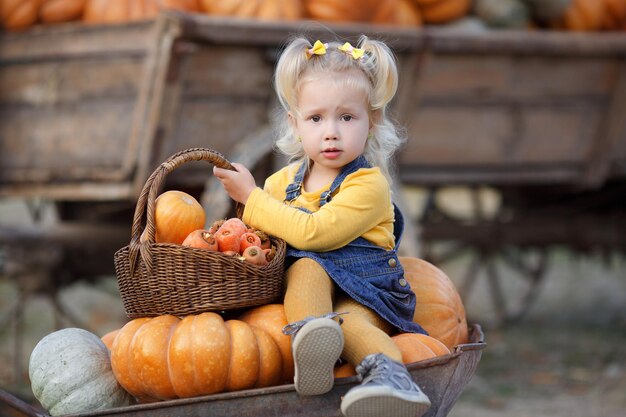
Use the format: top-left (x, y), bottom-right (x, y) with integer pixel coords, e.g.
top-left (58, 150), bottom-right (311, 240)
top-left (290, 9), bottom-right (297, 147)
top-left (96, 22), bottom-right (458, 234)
top-left (214, 35), bottom-right (430, 417)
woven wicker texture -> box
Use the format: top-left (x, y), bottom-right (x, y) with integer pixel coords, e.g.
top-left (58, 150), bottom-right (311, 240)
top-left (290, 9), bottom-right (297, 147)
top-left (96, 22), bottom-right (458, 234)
top-left (114, 148), bottom-right (286, 318)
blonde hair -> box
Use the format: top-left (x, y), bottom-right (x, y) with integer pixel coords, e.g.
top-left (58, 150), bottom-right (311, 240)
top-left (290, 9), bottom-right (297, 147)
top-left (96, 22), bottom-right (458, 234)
top-left (273, 35), bottom-right (405, 182)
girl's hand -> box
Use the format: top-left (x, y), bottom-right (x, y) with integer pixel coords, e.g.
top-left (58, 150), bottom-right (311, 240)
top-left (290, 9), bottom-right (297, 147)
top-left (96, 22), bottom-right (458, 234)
top-left (213, 163), bottom-right (257, 204)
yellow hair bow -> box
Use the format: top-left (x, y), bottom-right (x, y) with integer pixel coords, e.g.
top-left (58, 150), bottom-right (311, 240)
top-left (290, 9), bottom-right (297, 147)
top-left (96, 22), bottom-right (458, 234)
top-left (338, 42), bottom-right (365, 60)
top-left (306, 40), bottom-right (328, 58)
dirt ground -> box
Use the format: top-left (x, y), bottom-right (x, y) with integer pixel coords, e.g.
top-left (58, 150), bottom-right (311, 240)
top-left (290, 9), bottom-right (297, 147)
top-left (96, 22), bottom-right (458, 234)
top-left (1, 198), bottom-right (625, 416)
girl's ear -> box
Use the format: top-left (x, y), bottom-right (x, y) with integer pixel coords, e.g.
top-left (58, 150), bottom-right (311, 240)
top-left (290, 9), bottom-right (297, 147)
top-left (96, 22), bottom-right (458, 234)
top-left (288, 111), bottom-right (297, 130)
top-left (370, 109), bottom-right (382, 128)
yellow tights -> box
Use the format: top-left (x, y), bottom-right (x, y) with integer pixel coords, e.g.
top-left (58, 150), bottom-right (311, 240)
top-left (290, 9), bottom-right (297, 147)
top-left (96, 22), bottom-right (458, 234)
top-left (284, 258), bottom-right (403, 366)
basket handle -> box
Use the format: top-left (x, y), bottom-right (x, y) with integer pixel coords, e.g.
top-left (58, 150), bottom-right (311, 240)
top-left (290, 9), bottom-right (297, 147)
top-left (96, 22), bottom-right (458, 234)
top-left (128, 147), bottom-right (240, 274)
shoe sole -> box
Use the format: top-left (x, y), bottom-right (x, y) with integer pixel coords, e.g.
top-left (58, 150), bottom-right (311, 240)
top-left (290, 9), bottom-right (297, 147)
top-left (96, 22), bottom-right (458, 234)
top-left (341, 385), bottom-right (431, 417)
top-left (292, 318), bottom-right (344, 396)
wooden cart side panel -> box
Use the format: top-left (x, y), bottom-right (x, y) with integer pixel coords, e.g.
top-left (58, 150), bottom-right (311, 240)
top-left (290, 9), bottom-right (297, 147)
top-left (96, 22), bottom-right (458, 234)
top-left (397, 50), bottom-right (621, 185)
top-left (0, 21), bottom-right (158, 199)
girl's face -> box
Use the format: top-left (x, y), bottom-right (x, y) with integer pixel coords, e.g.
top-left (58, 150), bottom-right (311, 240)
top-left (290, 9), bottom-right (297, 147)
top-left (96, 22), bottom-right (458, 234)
top-left (291, 73), bottom-right (371, 180)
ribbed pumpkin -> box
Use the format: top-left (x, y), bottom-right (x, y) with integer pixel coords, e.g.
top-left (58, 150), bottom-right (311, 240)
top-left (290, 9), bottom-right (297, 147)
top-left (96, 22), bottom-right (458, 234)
top-left (372, 0), bottom-right (423, 26)
top-left (83, 0), bottom-right (199, 24)
top-left (0, 0), bottom-right (85, 30)
top-left (399, 257), bottom-right (468, 350)
top-left (550, 0), bottom-right (606, 31)
top-left (101, 329), bottom-right (119, 350)
top-left (239, 303), bottom-right (295, 383)
top-left (334, 333), bottom-right (450, 378)
top-left (151, 190), bottom-right (206, 245)
top-left (199, 0), bottom-right (303, 21)
top-left (412, 0), bottom-right (472, 24)
top-left (109, 313), bottom-right (283, 401)
top-left (0, 0), bottom-right (38, 30)
top-left (40, 0), bottom-right (86, 23)
top-left (29, 328), bottom-right (133, 416)
top-left (303, 0), bottom-right (380, 22)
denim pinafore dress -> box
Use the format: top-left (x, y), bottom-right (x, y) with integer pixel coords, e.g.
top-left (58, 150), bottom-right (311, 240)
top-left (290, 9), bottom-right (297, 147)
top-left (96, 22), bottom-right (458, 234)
top-left (284, 156), bottom-right (427, 335)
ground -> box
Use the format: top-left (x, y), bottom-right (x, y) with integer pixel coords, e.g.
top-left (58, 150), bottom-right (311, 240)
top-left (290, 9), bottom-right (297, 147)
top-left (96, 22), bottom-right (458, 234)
top-left (1, 198), bottom-right (625, 416)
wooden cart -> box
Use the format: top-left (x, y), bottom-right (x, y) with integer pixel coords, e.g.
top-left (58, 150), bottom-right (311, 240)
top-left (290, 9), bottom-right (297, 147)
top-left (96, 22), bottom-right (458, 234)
top-left (0, 8), bottom-right (625, 400)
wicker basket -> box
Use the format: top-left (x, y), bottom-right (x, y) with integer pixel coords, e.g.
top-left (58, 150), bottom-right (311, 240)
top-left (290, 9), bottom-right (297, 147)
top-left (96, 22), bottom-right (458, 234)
top-left (114, 148), bottom-right (286, 318)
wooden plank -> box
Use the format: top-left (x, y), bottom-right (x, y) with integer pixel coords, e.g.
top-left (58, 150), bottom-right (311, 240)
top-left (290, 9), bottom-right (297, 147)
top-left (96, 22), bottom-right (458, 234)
top-left (0, 20), bottom-right (153, 63)
top-left (0, 101), bottom-right (135, 182)
top-left (182, 45), bottom-right (274, 97)
top-left (415, 54), bottom-right (613, 100)
top-left (0, 57), bottom-right (143, 105)
top-left (425, 27), bottom-right (626, 56)
top-left (0, 182), bottom-right (133, 200)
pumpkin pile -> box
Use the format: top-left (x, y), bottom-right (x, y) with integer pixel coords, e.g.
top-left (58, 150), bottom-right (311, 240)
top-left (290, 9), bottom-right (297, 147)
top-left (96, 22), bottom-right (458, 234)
top-left (28, 256), bottom-right (469, 414)
top-left (3, 0), bottom-right (625, 31)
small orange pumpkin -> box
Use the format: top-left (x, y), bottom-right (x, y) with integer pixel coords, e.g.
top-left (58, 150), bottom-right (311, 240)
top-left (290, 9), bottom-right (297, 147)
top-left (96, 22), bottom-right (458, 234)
top-left (109, 313), bottom-right (283, 401)
top-left (602, 0), bottom-right (626, 30)
top-left (1, 0), bottom-right (40, 30)
top-left (199, 0), bottom-right (303, 21)
top-left (400, 257), bottom-right (469, 350)
top-left (303, 0), bottom-right (380, 22)
top-left (412, 0), bottom-right (471, 24)
top-left (83, 0), bottom-right (199, 24)
top-left (372, 0), bottom-right (423, 26)
top-left (334, 333), bottom-right (450, 378)
top-left (550, 0), bottom-right (606, 31)
top-left (40, 0), bottom-right (86, 23)
top-left (239, 304), bottom-right (294, 383)
top-left (152, 190), bottom-right (206, 245)
top-left (101, 329), bottom-right (120, 350)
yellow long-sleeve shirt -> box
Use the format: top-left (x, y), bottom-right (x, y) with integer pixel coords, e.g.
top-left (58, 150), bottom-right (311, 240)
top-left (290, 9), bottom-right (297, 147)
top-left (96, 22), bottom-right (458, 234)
top-left (242, 164), bottom-right (396, 252)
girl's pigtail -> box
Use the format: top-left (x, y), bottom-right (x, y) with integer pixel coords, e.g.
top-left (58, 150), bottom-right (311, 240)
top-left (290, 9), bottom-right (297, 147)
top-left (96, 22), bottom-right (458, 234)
top-left (274, 37), bottom-right (312, 113)
top-left (358, 35), bottom-right (398, 111)
top-left (273, 37), bottom-right (312, 163)
top-left (358, 36), bottom-right (404, 183)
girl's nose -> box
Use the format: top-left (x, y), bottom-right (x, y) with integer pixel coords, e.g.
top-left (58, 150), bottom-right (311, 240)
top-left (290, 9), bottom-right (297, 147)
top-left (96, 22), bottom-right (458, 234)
top-left (323, 122), bottom-right (338, 140)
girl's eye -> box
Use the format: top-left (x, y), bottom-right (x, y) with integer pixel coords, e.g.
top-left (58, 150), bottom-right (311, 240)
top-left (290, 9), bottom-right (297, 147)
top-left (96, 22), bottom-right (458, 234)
top-left (341, 115), bottom-right (353, 121)
top-left (311, 115), bottom-right (321, 122)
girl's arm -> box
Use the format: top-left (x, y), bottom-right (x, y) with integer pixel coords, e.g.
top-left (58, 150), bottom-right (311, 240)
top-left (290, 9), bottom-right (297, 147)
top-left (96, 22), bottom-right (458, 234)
top-left (243, 173), bottom-right (392, 251)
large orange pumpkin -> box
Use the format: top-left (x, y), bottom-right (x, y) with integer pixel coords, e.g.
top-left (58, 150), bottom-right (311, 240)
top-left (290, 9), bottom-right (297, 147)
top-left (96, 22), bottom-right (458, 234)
top-left (151, 190), bottom-right (206, 245)
top-left (412, 0), bottom-right (471, 23)
top-left (334, 332), bottom-right (450, 378)
top-left (400, 257), bottom-right (468, 350)
top-left (109, 313), bottom-right (283, 401)
top-left (239, 303), bottom-right (294, 383)
top-left (199, 0), bottom-right (303, 21)
top-left (83, 0), bottom-right (199, 24)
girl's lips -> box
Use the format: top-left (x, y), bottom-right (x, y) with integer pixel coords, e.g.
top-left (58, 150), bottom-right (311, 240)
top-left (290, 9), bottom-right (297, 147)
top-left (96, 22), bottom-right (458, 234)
top-left (322, 149), bottom-right (342, 159)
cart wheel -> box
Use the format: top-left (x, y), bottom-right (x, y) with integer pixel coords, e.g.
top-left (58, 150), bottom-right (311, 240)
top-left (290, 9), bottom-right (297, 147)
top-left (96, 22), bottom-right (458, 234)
top-left (415, 186), bottom-right (550, 328)
top-left (421, 241), bottom-right (549, 328)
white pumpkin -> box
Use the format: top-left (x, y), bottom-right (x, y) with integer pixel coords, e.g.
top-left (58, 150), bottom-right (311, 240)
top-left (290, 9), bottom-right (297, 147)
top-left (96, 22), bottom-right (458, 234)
top-left (29, 328), bottom-right (133, 416)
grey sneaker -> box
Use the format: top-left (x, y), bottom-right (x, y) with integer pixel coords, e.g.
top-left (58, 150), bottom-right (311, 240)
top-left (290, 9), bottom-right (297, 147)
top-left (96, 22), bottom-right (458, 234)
top-left (340, 353), bottom-right (431, 417)
top-left (282, 313), bottom-right (345, 396)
